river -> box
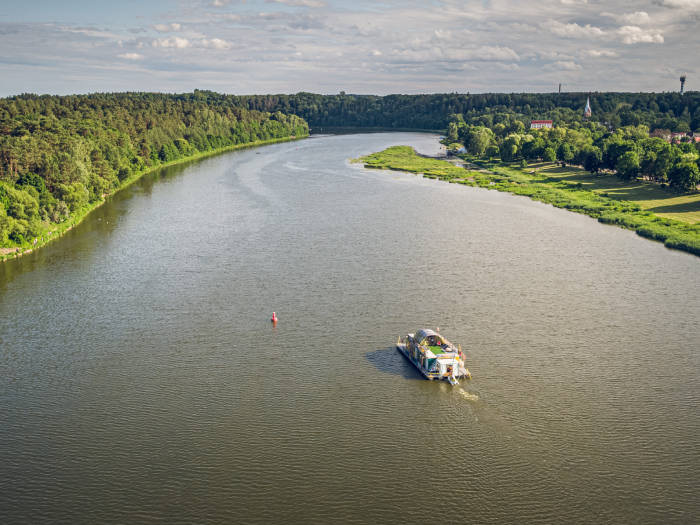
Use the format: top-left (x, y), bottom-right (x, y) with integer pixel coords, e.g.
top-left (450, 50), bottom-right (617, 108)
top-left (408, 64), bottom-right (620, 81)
top-left (1, 133), bottom-right (699, 524)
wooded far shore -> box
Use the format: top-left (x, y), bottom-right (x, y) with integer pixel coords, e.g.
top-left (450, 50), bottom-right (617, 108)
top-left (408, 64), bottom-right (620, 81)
top-left (2, 90), bottom-right (699, 259)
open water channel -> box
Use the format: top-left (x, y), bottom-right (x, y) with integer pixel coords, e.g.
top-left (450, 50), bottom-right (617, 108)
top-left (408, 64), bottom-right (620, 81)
top-left (1, 133), bottom-right (699, 524)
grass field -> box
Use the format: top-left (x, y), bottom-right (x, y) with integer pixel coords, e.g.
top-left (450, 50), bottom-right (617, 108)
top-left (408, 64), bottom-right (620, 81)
top-left (355, 146), bottom-right (700, 257)
top-left (513, 162), bottom-right (700, 224)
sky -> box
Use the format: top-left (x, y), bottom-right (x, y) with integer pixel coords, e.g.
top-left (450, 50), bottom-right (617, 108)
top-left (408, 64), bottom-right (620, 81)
top-left (0, 0), bottom-right (698, 96)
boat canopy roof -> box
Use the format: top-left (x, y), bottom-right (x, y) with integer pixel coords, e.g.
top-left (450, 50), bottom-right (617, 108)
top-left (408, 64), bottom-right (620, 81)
top-left (415, 329), bottom-right (445, 344)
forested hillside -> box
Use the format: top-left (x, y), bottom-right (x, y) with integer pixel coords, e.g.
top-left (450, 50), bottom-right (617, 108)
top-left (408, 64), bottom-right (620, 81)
top-left (0, 92), bottom-right (308, 249)
top-left (237, 91), bottom-right (700, 132)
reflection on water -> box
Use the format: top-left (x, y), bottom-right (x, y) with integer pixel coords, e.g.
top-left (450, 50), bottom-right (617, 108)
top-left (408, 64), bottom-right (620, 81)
top-left (1, 133), bottom-right (699, 524)
top-left (0, 161), bottom-right (192, 291)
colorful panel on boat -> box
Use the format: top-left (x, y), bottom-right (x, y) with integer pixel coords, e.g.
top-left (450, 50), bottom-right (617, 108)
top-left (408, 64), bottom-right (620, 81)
top-left (397, 329), bottom-right (471, 384)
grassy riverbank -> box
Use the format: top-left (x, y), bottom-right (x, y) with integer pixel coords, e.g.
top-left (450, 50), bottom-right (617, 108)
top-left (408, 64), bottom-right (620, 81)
top-left (0, 134), bottom-right (306, 262)
top-left (355, 146), bottom-right (700, 257)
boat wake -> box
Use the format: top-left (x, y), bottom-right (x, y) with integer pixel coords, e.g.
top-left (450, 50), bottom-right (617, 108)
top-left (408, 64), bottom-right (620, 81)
top-left (283, 162), bottom-right (308, 171)
top-left (459, 389), bottom-right (479, 402)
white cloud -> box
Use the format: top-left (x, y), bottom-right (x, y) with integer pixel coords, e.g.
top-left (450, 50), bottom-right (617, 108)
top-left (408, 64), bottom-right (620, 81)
top-left (545, 60), bottom-right (582, 71)
top-left (58, 26), bottom-right (120, 39)
top-left (433, 29), bottom-right (452, 40)
top-left (3, 0), bottom-right (699, 96)
top-left (153, 23), bottom-right (182, 33)
top-left (618, 25), bottom-right (664, 44)
top-left (474, 46), bottom-right (520, 61)
top-left (602, 11), bottom-right (651, 24)
top-left (152, 36), bottom-right (231, 50)
top-left (584, 49), bottom-right (618, 57)
top-left (536, 49), bottom-right (575, 60)
top-left (625, 11), bottom-right (651, 24)
top-left (653, 0), bottom-right (700, 9)
top-left (201, 38), bottom-right (232, 49)
top-left (390, 45), bottom-right (519, 63)
top-left (216, 14), bottom-right (241, 22)
top-left (548, 20), bottom-right (605, 38)
top-left (266, 0), bottom-right (326, 7)
top-left (152, 37), bottom-right (191, 48)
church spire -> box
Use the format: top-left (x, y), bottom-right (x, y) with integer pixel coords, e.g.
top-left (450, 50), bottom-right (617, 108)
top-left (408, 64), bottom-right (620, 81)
top-left (583, 96), bottom-right (592, 118)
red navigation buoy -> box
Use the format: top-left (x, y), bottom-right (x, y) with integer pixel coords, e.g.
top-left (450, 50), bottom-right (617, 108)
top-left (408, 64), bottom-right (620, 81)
top-left (271, 312), bottom-right (278, 323)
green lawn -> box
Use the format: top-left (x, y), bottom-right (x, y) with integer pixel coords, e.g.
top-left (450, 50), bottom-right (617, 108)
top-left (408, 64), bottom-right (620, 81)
top-left (353, 146), bottom-right (466, 180)
top-left (526, 162), bottom-right (700, 224)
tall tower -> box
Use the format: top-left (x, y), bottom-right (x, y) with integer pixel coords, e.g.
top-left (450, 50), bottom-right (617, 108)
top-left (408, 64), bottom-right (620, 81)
top-left (583, 96), bottom-right (592, 118)
top-left (680, 74), bottom-right (686, 95)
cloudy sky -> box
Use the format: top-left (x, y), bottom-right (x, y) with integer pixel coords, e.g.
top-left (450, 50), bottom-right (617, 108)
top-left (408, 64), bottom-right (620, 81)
top-left (0, 0), bottom-right (698, 96)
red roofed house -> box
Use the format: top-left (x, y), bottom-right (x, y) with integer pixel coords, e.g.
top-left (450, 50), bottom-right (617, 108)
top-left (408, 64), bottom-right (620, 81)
top-left (670, 132), bottom-right (700, 143)
top-left (530, 120), bottom-right (553, 129)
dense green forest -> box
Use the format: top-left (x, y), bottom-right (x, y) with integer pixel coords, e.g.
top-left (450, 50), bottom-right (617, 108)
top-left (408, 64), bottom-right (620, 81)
top-left (0, 92), bottom-right (308, 250)
top-left (235, 91), bottom-right (700, 132)
top-left (448, 118), bottom-right (700, 192)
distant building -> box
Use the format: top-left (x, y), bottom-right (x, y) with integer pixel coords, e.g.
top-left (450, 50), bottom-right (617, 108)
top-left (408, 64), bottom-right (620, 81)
top-left (652, 131), bottom-right (700, 143)
top-left (583, 97), bottom-right (592, 118)
top-left (530, 120), bottom-right (553, 129)
top-left (670, 132), bottom-right (700, 143)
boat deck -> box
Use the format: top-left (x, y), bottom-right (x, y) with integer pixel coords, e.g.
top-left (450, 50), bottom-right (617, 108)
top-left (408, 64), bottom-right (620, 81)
top-left (396, 344), bottom-right (441, 380)
top-left (396, 343), bottom-right (471, 383)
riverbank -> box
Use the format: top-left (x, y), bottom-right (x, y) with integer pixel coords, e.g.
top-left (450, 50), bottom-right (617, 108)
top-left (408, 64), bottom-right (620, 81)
top-left (355, 146), bottom-right (700, 257)
top-left (0, 134), bottom-right (307, 263)
top-left (311, 126), bottom-right (442, 135)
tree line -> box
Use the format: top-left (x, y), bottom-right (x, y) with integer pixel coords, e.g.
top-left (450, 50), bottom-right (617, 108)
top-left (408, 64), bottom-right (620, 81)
top-left (234, 91), bottom-right (700, 133)
top-left (235, 91), bottom-right (700, 190)
top-left (449, 115), bottom-right (700, 192)
top-left (0, 92), bottom-right (308, 248)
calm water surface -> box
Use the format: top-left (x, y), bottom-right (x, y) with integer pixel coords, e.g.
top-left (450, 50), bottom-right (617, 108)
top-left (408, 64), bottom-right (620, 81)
top-left (1, 133), bottom-right (699, 524)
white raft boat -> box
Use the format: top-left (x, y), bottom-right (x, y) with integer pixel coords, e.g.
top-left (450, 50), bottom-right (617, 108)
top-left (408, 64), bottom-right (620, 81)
top-left (396, 329), bottom-right (471, 385)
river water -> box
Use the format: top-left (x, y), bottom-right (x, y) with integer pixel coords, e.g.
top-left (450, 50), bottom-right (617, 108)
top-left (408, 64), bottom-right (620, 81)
top-left (1, 133), bottom-right (699, 524)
